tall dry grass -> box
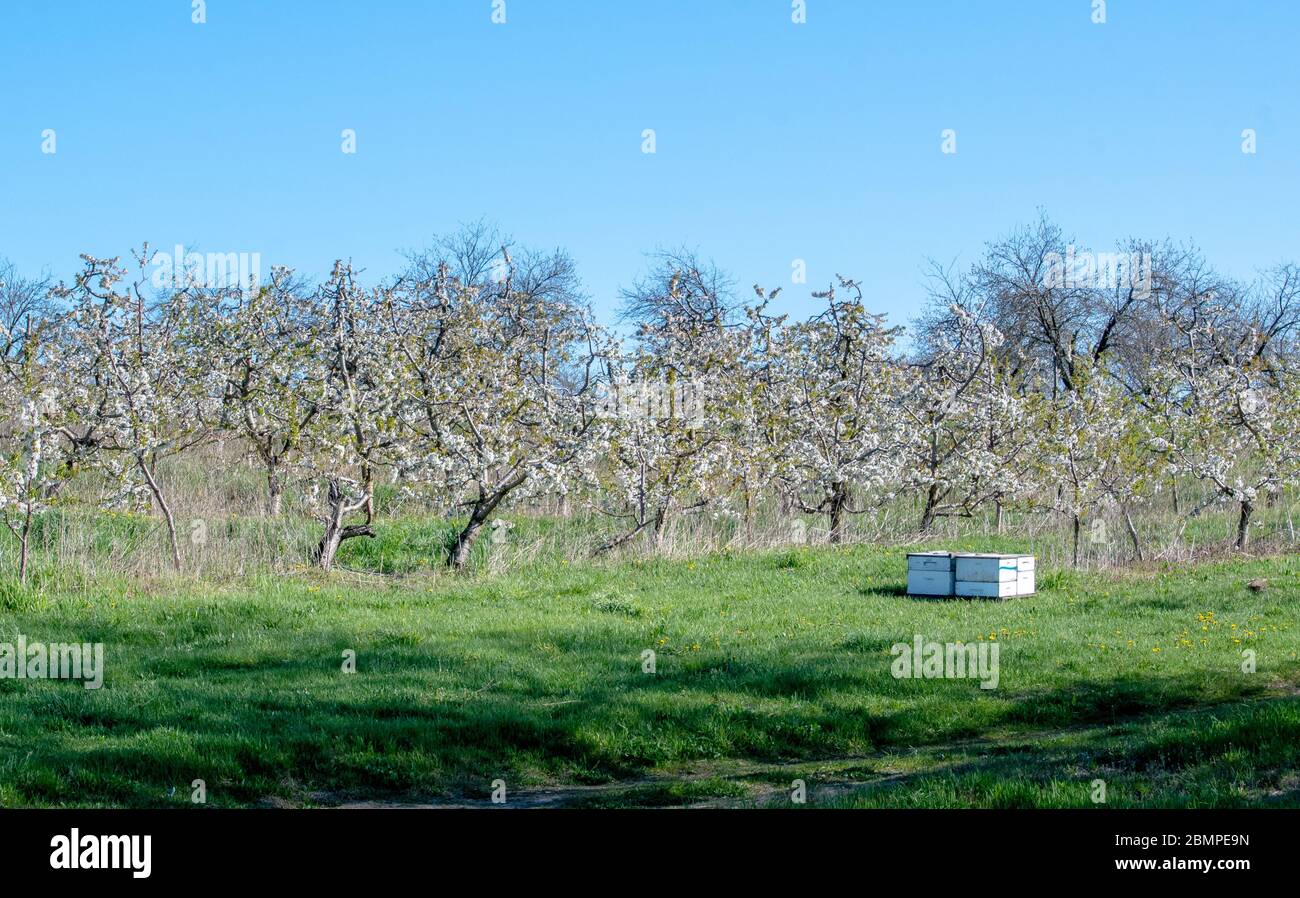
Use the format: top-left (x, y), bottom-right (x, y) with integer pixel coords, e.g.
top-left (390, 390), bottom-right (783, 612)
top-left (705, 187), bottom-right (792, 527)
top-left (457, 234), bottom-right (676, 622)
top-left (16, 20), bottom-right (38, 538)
top-left (5, 442), bottom-right (1299, 589)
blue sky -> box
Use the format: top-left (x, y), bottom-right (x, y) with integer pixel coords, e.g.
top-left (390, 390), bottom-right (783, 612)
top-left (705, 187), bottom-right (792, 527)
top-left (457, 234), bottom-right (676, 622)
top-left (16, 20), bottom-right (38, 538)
top-left (1, 0), bottom-right (1297, 329)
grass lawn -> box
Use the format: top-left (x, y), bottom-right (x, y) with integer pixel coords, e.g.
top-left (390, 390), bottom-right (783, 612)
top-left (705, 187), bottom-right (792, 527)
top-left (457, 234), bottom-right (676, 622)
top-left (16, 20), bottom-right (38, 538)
top-left (1, 533), bottom-right (1298, 808)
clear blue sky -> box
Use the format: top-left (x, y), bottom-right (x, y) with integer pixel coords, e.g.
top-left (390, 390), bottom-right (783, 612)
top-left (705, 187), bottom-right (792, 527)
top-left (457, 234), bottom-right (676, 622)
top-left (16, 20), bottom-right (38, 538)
top-left (2, 0), bottom-right (1297, 328)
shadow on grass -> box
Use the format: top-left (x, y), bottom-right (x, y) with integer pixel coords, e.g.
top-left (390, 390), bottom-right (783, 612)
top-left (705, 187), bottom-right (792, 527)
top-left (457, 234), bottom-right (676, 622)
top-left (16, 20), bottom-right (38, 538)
top-left (806, 695), bottom-right (1300, 808)
top-left (3, 605), bottom-right (1296, 807)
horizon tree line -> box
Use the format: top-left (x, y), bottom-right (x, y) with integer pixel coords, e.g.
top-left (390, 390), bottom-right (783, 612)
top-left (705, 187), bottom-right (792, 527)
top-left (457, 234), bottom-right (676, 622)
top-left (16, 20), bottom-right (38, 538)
top-left (2, 216), bottom-right (1299, 581)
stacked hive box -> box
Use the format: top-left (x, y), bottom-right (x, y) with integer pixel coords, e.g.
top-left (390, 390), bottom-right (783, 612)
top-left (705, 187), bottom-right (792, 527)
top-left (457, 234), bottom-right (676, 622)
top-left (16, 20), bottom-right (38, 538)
top-left (905, 551), bottom-right (955, 596)
top-left (904, 552), bottom-right (1036, 597)
top-left (1016, 557), bottom-right (1036, 595)
top-left (953, 554), bottom-right (1035, 598)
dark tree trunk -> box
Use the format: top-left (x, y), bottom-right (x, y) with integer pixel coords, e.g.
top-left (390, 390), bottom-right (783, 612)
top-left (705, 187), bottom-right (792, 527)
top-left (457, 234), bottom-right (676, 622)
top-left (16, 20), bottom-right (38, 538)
top-left (1236, 499), bottom-right (1254, 550)
top-left (919, 483), bottom-right (939, 533)
top-left (652, 506), bottom-right (669, 549)
top-left (449, 472), bottom-right (528, 570)
top-left (449, 509), bottom-right (489, 569)
top-left (828, 482), bottom-right (849, 544)
top-left (1071, 513), bottom-right (1081, 568)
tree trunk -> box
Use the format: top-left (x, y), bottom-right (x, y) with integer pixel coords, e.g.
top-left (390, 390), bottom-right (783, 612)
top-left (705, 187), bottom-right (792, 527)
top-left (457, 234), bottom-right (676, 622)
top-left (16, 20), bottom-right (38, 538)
top-left (317, 515), bottom-right (346, 572)
top-left (138, 456), bottom-right (181, 571)
top-left (266, 466), bottom-right (284, 517)
top-left (1236, 499), bottom-right (1254, 550)
top-left (1122, 505), bottom-right (1143, 562)
top-left (450, 506), bottom-right (490, 569)
top-left (17, 508), bottom-right (32, 585)
top-left (652, 506), bottom-right (669, 550)
top-left (828, 482), bottom-right (848, 544)
top-left (1071, 513), bottom-right (1081, 567)
top-left (448, 473), bottom-right (528, 570)
top-left (315, 480), bottom-right (374, 571)
top-left (1170, 476), bottom-right (1180, 514)
top-left (919, 483), bottom-right (938, 533)
top-left (994, 501), bottom-right (1005, 534)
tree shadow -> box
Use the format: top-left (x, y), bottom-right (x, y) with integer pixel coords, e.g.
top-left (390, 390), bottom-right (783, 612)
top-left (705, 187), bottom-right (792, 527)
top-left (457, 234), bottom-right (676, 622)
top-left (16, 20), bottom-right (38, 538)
top-left (6, 611), bottom-right (1298, 807)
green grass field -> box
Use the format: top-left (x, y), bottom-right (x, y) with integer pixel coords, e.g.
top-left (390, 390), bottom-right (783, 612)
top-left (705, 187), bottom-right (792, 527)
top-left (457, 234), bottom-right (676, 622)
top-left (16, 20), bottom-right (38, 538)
top-left (1, 527), bottom-right (1298, 808)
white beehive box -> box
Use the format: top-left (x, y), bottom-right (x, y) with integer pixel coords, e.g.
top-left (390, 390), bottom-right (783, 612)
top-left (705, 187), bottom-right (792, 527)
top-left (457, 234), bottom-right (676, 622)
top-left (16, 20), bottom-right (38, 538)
top-left (955, 579), bottom-right (1018, 598)
top-left (952, 553), bottom-right (1036, 598)
top-left (1012, 556), bottom-right (1036, 595)
top-left (906, 552), bottom-right (954, 596)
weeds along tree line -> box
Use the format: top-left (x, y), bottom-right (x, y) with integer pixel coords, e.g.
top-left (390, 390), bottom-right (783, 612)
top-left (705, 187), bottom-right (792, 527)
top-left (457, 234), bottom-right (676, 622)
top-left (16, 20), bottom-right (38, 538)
top-left (2, 216), bottom-right (1300, 581)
